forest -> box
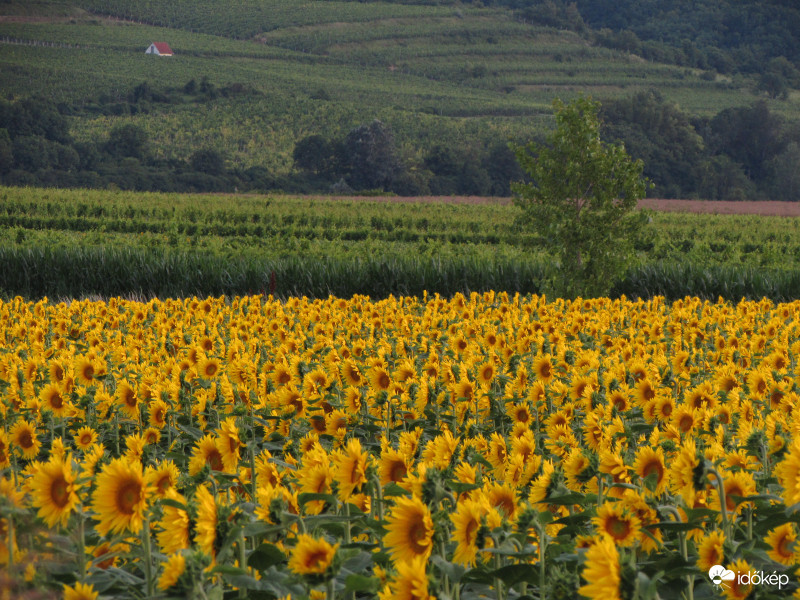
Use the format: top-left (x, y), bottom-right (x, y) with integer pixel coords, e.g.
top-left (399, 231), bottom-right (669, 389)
top-left (2, 87), bottom-right (799, 200)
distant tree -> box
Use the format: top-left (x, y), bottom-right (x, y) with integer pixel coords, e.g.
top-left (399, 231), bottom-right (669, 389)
top-left (767, 142), bottom-right (800, 201)
top-left (757, 57), bottom-right (800, 99)
top-left (293, 135), bottom-right (338, 177)
top-left (12, 136), bottom-right (52, 171)
top-left (190, 148), bottom-right (225, 176)
top-left (342, 120), bottom-right (402, 191)
top-left (601, 91), bottom-right (706, 197)
top-left (695, 155), bottom-right (754, 200)
top-left (106, 124), bottom-right (149, 160)
top-left (706, 101), bottom-right (786, 183)
top-left (512, 97), bottom-right (650, 298)
top-left (0, 129), bottom-right (12, 174)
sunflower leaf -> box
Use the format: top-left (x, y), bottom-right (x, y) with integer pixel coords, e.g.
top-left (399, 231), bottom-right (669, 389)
top-left (431, 555), bottom-right (466, 583)
top-left (248, 543), bottom-right (286, 571)
top-left (344, 574), bottom-right (379, 594)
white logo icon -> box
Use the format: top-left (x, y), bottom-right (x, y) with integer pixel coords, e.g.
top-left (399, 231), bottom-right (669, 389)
top-left (709, 565), bottom-right (735, 587)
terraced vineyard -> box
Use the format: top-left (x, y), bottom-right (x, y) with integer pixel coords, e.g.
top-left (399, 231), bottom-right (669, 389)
top-left (1, 0), bottom-right (789, 177)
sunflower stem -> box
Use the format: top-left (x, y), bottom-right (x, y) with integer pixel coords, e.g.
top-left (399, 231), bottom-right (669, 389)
top-left (374, 474), bottom-right (384, 547)
top-left (494, 547), bottom-right (504, 600)
top-left (249, 440), bottom-right (257, 503)
top-left (238, 528), bottom-right (247, 599)
top-left (142, 515), bottom-right (154, 597)
top-left (343, 501), bottom-right (351, 545)
top-left (78, 506), bottom-right (86, 582)
top-left (6, 509), bottom-right (14, 574)
top-left (326, 577), bottom-right (335, 600)
top-left (746, 506), bottom-right (753, 541)
top-left (708, 466), bottom-right (730, 539)
top-left (538, 520), bottom-right (546, 600)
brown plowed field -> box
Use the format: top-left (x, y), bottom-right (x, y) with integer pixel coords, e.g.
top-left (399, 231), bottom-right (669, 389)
top-left (637, 199), bottom-right (800, 216)
top-left (301, 195), bottom-right (800, 216)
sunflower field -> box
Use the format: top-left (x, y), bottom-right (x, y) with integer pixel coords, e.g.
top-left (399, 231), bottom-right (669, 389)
top-left (2, 292), bottom-right (800, 600)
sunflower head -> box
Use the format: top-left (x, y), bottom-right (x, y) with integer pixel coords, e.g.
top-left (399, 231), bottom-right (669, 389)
top-left (384, 496), bottom-right (434, 564)
top-left (287, 534), bottom-right (339, 581)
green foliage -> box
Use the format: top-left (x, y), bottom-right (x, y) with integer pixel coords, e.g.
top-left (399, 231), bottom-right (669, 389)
top-left (2, 186), bottom-right (800, 300)
top-left (512, 96), bottom-right (650, 298)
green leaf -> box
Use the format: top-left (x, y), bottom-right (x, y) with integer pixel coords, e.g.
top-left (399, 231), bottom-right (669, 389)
top-left (248, 543), bottom-right (286, 571)
top-left (431, 555), bottom-right (467, 583)
top-left (492, 564), bottom-right (540, 587)
top-left (344, 574), bottom-right (380, 594)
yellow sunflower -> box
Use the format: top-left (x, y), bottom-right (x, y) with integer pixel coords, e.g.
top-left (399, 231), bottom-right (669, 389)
top-left (40, 382), bottom-right (70, 417)
top-left (765, 523), bottom-right (797, 566)
top-left (378, 555), bottom-right (433, 600)
top-left (384, 495), bottom-right (434, 564)
top-left (451, 497), bottom-right (488, 566)
top-left (533, 354), bottom-right (555, 384)
top-left (578, 535), bottom-right (621, 600)
top-left (73, 426), bottom-right (99, 452)
top-left (194, 484), bottom-right (217, 558)
top-left (333, 437), bottom-right (369, 501)
top-left (723, 559), bottom-right (753, 600)
top-left (63, 582), bottom-right (99, 600)
top-left (74, 355), bottom-right (97, 387)
top-left (0, 430), bottom-right (10, 469)
top-left (10, 419), bottom-right (41, 459)
top-left (668, 438), bottom-right (703, 506)
top-left (592, 501), bottom-right (641, 547)
top-left (341, 359), bottom-right (364, 387)
top-left (776, 438), bottom-right (800, 505)
top-left (146, 460), bottom-right (180, 497)
top-left (157, 552), bottom-right (187, 591)
top-left (148, 398), bottom-right (169, 429)
top-left (287, 533), bottom-right (339, 577)
top-left (29, 454), bottom-right (79, 528)
top-left (633, 446), bottom-right (667, 495)
top-left (197, 356), bottom-right (221, 380)
top-left (156, 488), bottom-right (190, 555)
top-left (379, 447), bottom-right (410, 486)
top-left (368, 366), bottom-right (393, 394)
top-left (188, 434), bottom-right (226, 476)
top-left (91, 457), bottom-right (149, 536)
top-left (217, 417), bottom-right (242, 473)
top-left (116, 381), bottom-right (140, 420)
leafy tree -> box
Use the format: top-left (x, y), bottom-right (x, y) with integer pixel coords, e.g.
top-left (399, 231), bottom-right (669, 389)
top-left (705, 101), bottom-right (786, 184)
top-left (767, 142), bottom-right (800, 201)
top-left (342, 120), bottom-right (401, 191)
top-left (293, 135), bottom-right (338, 177)
top-left (512, 97), bottom-right (650, 299)
top-left (601, 91), bottom-right (705, 197)
top-left (190, 148), bottom-right (225, 176)
top-left (106, 124), bottom-right (149, 160)
top-left (0, 129), bottom-right (12, 174)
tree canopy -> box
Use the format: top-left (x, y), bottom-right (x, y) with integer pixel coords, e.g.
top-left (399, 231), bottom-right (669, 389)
top-left (513, 97), bottom-right (650, 298)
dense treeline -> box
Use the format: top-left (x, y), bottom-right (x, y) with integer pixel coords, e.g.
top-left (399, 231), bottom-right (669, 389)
top-left (600, 91), bottom-right (800, 201)
top-left (0, 83), bottom-right (523, 196)
top-left (1, 83), bottom-right (798, 199)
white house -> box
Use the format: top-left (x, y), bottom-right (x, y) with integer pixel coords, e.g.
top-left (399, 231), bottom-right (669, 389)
top-left (145, 42), bottom-right (173, 56)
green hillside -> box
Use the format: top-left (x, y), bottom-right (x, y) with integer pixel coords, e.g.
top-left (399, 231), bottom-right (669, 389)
top-left (0, 0), bottom-right (798, 197)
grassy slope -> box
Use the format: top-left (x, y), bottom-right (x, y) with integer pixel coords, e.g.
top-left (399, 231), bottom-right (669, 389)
top-left (0, 0), bottom-right (798, 174)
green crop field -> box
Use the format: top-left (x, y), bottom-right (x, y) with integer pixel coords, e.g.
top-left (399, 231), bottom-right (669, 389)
top-left (2, 186), bottom-right (800, 300)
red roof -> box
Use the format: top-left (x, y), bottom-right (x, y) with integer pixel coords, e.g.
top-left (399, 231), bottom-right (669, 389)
top-left (152, 42), bottom-right (173, 55)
